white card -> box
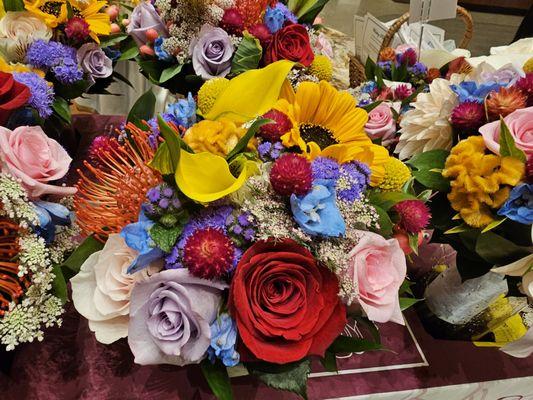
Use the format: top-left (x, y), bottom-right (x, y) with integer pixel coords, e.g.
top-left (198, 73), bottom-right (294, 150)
top-left (353, 15), bottom-right (365, 58)
top-left (409, 0), bottom-right (458, 23)
top-left (361, 13), bottom-right (389, 62)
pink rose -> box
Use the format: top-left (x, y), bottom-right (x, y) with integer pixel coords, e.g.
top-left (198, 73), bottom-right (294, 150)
top-left (479, 106), bottom-right (533, 158)
top-left (345, 230), bottom-right (406, 324)
top-left (364, 103), bottom-right (397, 145)
top-left (0, 125), bottom-right (76, 198)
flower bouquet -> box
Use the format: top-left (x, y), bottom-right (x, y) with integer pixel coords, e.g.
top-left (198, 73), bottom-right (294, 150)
top-left (0, 124), bottom-right (80, 352)
top-left (67, 61), bottom-right (430, 398)
top-left (0, 0), bottom-right (128, 129)
top-left (114, 0), bottom-right (335, 95)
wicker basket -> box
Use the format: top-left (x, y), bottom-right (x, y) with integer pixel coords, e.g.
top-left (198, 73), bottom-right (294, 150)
top-left (349, 6), bottom-right (474, 88)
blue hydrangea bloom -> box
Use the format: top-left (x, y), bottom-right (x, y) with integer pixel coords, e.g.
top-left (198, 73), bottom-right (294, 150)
top-left (121, 207), bottom-right (164, 274)
top-left (497, 183), bottom-right (533, 225)
top-left (165, 93), bottom-right (197, 128)
top-left (33, 201), bottom-right (72, 243)
top-left (13, 72), bottom-right (54, 119)
top-left (207, 313), bottom-right (240, 367)
top-left (290, 180), bottom-right (345, 237)
top-left (264, 3), bottom-right (297, 33)
top-left (408, 62), bottom-right (427, 76)
top-left (154, 37), bottom-right (173, 61)
top-left (451, 81), bottom-right (502, 103)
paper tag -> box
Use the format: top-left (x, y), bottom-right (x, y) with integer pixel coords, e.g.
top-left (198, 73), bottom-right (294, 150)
top-left (353, 15), bottom-right (365, 58)
top-left (409, 0), bottom-right (458, 23)
top-left (361, 13), bottom-right (389, 62)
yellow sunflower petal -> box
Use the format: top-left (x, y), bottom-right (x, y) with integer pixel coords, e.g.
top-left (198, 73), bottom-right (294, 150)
top-left (175, 150), bottom-right (249, 203)
top-left (203, 60), bottom-right (295, 123)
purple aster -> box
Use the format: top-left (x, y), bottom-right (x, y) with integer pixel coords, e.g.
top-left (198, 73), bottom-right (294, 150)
top-left (233, 225), bottom-right (243, 235)
top-left (312, 157), bottom-right (341, 181)
top-left (12, 72), bottom-right (54, 119)
top-left (336, 161), bottom-right (371, 203)
top-left (243, 228), bottom-right (255, 241)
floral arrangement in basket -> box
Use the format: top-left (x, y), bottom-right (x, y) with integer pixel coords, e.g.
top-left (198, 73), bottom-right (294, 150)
top-left (107, 0), bottom-right (335, 95)
top-left (68, 61), bottom-right (430, 398)
top-left (0, 124), bottom-right (80, 351)
top-left (0, 0), bottom-right (129, 127)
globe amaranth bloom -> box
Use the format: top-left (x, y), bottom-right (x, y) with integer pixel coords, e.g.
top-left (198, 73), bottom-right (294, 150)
top-left (290, 180), bottom-right (346, 237)
top-left (207, 313), bottom-right (240, 367)
top-left (13, 72), bottom-right (54, 119)
top-left (497, 183), bottom-right (533, 224)
top-left (450, 81), bottom-right (502, 103)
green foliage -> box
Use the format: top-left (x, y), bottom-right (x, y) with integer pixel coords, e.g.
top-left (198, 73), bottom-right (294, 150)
top-left (60, 236), bottom-right (104, 279)
top-left (475, 231), bottom-right (532, 266)
top-left (328, 335), bottom-right (383, 353)
top-left (149, 142), bottom-right (174, 175)
top-left (200, 359), bottom-right (234, 400)
top-left (160, 64), bottom-right (183, 83)
top-left (368, 191), bottom-right (417, 211)
top-left (3, 0), bottom-right (24, 11)
top-left (361, 101), bottom-right (383, 113)
top-left (364, 57), bottom-right (376, 81)
top-left (399, 297), bottom-right (422, 311)
top-left (156, 115), bottom-right (193, 170)
top-left (118, 37), bottom-right (140, 61)
top-left (231, 33), bottom-right (262, 75)
top-left (406, 149), bottom-right (451, 192)
top-left (127, 89), bottom-right (156, 127)
top-left (320, 351), bottom-right (337, 372)
top-left (499, 117), bottom-right (526, 162)
top-left (226, 118), bottom-right (271, 162)
top-left (372, 205), bottom-right (393, 236)
top-left (52, 97), bottom-right (71, 124)
top-left (99, 33), bottom-right (128, 47)
top-left (289, 0), bottom-right (330, 24)
top-left (248, 359), bottom-right (311, 399)
top-left (51, 264), bottom-right (68, 304)
top-left (150, 224), bottom-right (183, 253)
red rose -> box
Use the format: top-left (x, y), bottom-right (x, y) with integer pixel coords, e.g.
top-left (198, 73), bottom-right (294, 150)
top-left (228, 239), bottom-right (346, 364)
top-left (0, 72), bottom-right (30, 126)
top-left (264, 24), bottom-right (315, 67)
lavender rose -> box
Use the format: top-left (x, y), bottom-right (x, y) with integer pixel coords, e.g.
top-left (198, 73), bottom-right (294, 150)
top-left (190, 24), bottom-right (234, 80)
top-left (128, 269), bottom-right (227, 366)
top-left (77, 43), bottom-right (113, 84)
top-left (127, 2), bottom-right (167, 47)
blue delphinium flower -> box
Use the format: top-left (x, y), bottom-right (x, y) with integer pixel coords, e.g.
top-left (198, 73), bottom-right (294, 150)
top-left (311, 157), bottom-right (340, 181)
top-left (264, 3), bottom-right (297, 33)
top-left (451, 81), bottom-right (502, 103)
top-left (360, 81), bottom-right (377, 94)
top-left (337, 161), bottom-right (371, 203)
top-left (290, 180), bottom-right (345, 237)
top-left (103, 46), bottom-right (121, 62)
top-left (33, 201), bottom-right (72, 243)
top-left (497, 183), bottom-right (533, 225)
top-left (154, 37), bottom-right (173, 62)
top-left (165, 93), bottom-right (197, 128)
top-left (13, 72), bottom-right (54, 119)
top-left (207, 313), bottom-right (240, 367)
top-left (121, 207), bottom-right (164, 273)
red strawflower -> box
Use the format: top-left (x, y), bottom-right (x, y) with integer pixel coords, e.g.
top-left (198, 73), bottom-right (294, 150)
top-left (220, 8), bottom-right (244, 36)
top-left (393, 84), bottom-right (414, 101)
top-left (516, 73), bottom-right (533, 107)
top-left (248, 23), bottom-right (272, 46)
top-left (450, 101), bottom-right (486, 132)
top-left (259, 109), bottom-right (293, 142)
top-left (393, 200), bottom-right (431, 234)
top-left (87, 135), bottom-right (121, 168)
top-left (183, 227), bottom-right (235, 280)
top-left (527, 154), bottom-right (533, 183)
top-left (65, 17), bottom-right (90, 42)
top-left (270, 154), bottom-right (312, 196)
top-left (486, 86), bottom-right (527, 120)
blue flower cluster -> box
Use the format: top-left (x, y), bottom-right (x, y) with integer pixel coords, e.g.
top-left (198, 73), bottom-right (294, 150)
top-left (258, 141), bottom-right (284, 161)
top-left (498, 183), bottom-right (533, 225)
top-left (154, 37), bottom-right (173, 62)
top-left (13, 72), bottom-right (54, 119)
top-left (207, 313), bottom-right (240, 367)
top-left (26, 40), bottom-right (83, 85)
top-left (451, 81), bottom-right (502, 103)
top-left (264, 3), bottom-right (297, 33)
top-left (33, 200), bottom-right (72, 243)
top-left (145, 183), bottom-right (182, 216)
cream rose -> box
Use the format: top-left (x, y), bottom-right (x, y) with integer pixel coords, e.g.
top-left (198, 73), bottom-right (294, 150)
top-left (71, 234), bottom-right (162, 344)
top-left (0, 11), bottom-right (52, 62)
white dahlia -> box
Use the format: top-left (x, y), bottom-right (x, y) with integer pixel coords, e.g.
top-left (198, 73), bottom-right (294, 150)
top-left (395, 78), bottom-right (458, 160)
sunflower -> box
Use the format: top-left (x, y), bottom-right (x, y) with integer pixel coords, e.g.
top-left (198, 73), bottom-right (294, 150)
top-left (68, 0), bottom-right (110, 43)
top-left (277, 80), bottom-right (389, 186)
top-left (24, 0), bottom-right (68, 28)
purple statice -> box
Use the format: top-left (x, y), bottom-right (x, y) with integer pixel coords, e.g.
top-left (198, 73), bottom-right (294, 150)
top-left (336, 161), bottom-right (371, 203)
top-left (258, 141), bottom-right (284, 162)
top-left (312, 157), bottom-right (340, 181)
top-left (13, 72), bottom-right (54, 119)
top-left (26, 40), bottom-right (83, 84)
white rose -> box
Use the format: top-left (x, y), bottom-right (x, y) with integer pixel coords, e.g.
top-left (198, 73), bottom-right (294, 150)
top-left (0, 11), bottom-right (52, 62)
top-left (71, 234), bottom-right (162, 344)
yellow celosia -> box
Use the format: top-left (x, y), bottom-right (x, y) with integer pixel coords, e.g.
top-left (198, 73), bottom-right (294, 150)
top-left (378, 157), bottom-right (412, 192)
top-left (175, 150), bottom-right (252, 203)
top-left (183, 118), bottom-right (255, 157)
top-left (523, 57), bottom-right (533, 74)
top-left (308, 55), bottom-right (333, 81)
top-left (197, 77), bottom-right (230, 114)
top-left (442, 136), bottom-right (524, 228)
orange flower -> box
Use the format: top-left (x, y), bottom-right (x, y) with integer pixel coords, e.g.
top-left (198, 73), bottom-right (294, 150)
top-left (486, 86), bottom-right (527, 120)
top-left (379, 47), bottom-right (396, 62)
top-left (74, 124), bottom-right (162, 242)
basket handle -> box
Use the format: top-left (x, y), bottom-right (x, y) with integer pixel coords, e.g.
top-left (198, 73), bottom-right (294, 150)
top-left (379, 6), bottom-right (474, 53)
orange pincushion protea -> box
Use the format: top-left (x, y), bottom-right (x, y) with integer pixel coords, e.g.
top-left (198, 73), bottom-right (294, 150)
top-left (235, 0), bottom-right (275, 27)
top-left (0, 217), bottom-right (27, 316)
top-left (74, 124), bottom-right (162, 242)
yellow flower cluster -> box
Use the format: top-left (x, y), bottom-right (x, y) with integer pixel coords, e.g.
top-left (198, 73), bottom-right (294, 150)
top-left (183, 118), bottom-right (255, 157)
top-left (523, 57), bottom-right (533, 74)
top-left (197, 77), bottom-right (230, 114)
top-left (442, 136), bottom-right (524, 228)
top-left (378, 157), bottom-right (412, 192)
top-left (308, 55), bottom-right (333, 82)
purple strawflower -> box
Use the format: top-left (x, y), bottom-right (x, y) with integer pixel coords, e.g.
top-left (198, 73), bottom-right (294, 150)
top-left (337, 161), bottom-right (371, 203)
top-left (312, 157), bottom-right (341, 181)
top-left (12, 72), bottom-right (54, 119)
top-left (146, 187), bottom-right (160, 202)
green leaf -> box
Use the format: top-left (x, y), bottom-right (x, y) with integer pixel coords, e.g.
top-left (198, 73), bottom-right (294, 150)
top-left (368, 191), bottom-right (417, 211)
top-left (159, 64), bottom-right (183, 83)
top-left (51, 264), bottom-right (68, 304)
top-left (481, 217), bottom-right (507, 233)
top-left (401, 85), bottom-right (423, 107)
top-left (60, 236), bottom-right (104, 276)
top-left (364, 57), bottom-right (376, 80)
top-left (54, 79), bottom-right (90, 100)
top-left (399, 297), bottom-right (422, 311)
top-left (328, 336), bottom-right (383, 354)
top-left (399, 280), bottom-right (414, 296)
top-left (248, 359), bottom-right (311, 399)
top-left (412, 170), bottom-right (450, 192)
top-left (297, 0), bottom-right (330, 24)
top-left (226, 118), bottom-right (271, 161)
top-left (231, 33), bottom-right (263, 75)
top-left (52, 97), bottom-right (71, 124)
top-left (407, 149), bottom-right (450, 171)
top-left (444, 223), bottom-right (471, 234)
top-left (361, 100), bottom-right (383, 113)
top-left (408, 233), bottom-right (419, 255)
top-left (475, 231), bottom-right (532, 265)
top-left (149, 223), bottom-right (183, 253)
top-left (138, 58), bottom-right (163, 83)
top-left (499, 117), bottom-right (526, 162)
top-left (157, 115), bottom-right (193, 170)
top-left (148, 142), bottom-right (174, 174)
top-left (127, 89), bottom-right (156, 126)
top-left (99, 33), bottom-right (128, 47)
top-left (354, 316), bottom-right (381, 344)
top-left (417, 189), bottom-right (433, 202)
top-left (320, 351), bottom-right (337, 373)
top-left (4, 0), bottom-right (25, 11)
top-left (372, 205), bottom-right (393, 236)
top-left (119, 38), bottom-right (140, 61)
top-left (200, 359), bottom-right (234, 400)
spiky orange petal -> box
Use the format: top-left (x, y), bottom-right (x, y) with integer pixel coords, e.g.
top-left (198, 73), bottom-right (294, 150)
top-left (0, 217), bottom-right (26, 316)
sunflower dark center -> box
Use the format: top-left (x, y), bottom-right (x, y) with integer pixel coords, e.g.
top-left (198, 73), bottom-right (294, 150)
top-left (40, 1), bottom-right (63, 16)
top-left (299, 123), bottom-right (337, 149)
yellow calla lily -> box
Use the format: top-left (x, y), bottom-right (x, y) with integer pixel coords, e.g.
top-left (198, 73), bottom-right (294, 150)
top-left (175, 150), bottom-right (250, 203)
top-left (203, 60), bottom-right (295, 123)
